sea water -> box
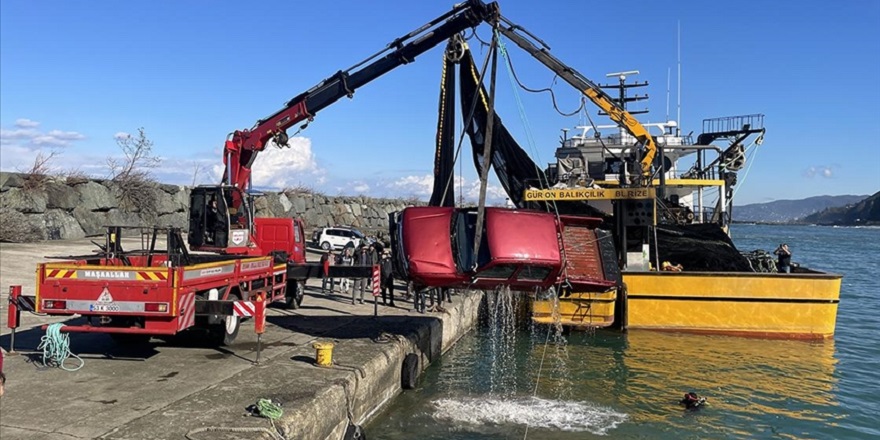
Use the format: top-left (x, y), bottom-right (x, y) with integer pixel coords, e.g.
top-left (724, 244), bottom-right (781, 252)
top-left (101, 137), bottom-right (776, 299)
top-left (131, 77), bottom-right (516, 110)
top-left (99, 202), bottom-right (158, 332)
top-left (367, 224), bottom-right (880, 439)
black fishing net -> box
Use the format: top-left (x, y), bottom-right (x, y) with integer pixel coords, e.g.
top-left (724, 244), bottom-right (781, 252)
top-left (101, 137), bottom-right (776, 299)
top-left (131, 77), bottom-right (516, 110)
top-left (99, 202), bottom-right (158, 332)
top-left (652, 223), bottom-right (753, 272)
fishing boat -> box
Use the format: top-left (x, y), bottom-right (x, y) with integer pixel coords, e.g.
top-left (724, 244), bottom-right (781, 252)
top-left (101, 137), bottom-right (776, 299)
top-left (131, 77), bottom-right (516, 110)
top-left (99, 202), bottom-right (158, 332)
top-left (529, 73), bottom-right (841, 339)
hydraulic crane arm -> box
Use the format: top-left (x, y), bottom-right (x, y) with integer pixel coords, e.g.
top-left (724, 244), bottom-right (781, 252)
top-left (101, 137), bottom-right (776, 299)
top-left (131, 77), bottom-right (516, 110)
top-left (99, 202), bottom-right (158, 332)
top-left (224, 0), bottom-right (499, 192)
top-left (494, 16), bottom-right (657, 184)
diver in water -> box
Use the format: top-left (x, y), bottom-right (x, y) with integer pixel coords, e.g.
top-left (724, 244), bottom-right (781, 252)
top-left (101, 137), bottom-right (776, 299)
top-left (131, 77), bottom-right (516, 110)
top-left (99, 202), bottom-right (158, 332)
top-left (680, 392), bottom-right (707, 410)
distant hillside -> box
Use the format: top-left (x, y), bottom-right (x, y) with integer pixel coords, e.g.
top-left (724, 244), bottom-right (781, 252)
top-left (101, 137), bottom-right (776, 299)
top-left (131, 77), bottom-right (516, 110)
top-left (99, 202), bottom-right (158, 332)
top-left (733, 195), bottom-right (869, 223)
top-left (802, 192), bottom-right (880, 225)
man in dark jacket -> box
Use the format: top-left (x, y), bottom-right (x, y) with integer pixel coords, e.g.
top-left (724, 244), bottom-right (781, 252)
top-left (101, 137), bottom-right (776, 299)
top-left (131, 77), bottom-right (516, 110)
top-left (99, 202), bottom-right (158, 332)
top-left (380, 254), bottom-right (395, 306)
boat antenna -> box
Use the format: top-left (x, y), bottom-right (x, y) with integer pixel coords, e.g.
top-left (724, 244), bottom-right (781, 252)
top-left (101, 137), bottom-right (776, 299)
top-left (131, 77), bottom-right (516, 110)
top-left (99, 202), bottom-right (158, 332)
top-left (676, 20), bottom-right (681, 136)
top-left (666, 66), bottom-right (671, 123)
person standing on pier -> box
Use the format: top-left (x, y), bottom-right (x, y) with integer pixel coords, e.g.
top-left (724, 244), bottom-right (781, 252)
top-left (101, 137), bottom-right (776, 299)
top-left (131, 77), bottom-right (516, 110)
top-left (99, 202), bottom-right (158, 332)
top-left (380, 253), bottom-right (395, 307)
top-left (320, 251), bottom-right (333, 294)
top-left (353, 245), bottom-right (370, 304)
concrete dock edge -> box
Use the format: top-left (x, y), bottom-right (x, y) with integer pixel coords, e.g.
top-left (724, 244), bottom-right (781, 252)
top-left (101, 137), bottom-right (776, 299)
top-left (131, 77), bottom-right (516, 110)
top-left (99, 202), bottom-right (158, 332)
top-left (281, 290), bottom-right (484, 440)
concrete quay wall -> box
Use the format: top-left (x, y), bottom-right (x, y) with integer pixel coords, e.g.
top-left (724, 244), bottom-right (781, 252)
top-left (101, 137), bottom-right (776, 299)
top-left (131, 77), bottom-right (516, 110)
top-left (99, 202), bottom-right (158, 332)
top-left (283, 291), bottom-right (483, 440)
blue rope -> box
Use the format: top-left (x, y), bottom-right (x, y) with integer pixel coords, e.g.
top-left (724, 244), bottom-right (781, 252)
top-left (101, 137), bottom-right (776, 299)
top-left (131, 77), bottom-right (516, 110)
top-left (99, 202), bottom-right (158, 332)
top-left (38, 323), bottom-right (84, 371)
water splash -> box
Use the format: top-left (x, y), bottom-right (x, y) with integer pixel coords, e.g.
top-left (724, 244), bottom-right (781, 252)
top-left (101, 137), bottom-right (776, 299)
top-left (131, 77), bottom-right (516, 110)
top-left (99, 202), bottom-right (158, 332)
top-left (484, 286), bottom-right (521, 395)
top-left (431, 396), bottom-right (627, 435)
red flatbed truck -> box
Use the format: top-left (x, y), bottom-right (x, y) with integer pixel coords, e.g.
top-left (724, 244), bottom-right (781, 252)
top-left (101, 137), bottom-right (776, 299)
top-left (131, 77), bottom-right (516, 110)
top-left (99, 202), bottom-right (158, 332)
top-left (35, 226), bottom-right (287, 345)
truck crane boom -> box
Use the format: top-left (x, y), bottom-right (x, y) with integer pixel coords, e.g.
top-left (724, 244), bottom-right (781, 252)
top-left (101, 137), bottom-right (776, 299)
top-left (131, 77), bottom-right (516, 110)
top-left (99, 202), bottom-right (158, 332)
top-left (224, 0), bottom-right (498, 194)
top-left (190, 0), bottom-right (499, 258)
top-left (493, 16), bottom-right (657, 183)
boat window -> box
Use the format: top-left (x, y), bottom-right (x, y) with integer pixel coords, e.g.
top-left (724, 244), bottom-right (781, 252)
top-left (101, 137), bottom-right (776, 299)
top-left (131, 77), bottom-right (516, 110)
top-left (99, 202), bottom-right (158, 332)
top-left (476, 264), bottom-right (517, 279)
top-left (516, 265), bottom-right (553, 281)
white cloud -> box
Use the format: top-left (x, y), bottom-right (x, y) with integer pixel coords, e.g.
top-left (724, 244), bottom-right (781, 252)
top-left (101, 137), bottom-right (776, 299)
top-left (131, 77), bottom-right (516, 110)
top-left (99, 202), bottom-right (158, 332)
top-left (0, 119), bottom-right (90, 172)
top-left (15, 118), bottom-right (40, 128)
top-left (386, 174), bottom-right (509, 205)
top-left (390, 174), bottom-right (435, 196)
top-left (0, 119), bottom-right (86, 149)
top-left (114, 132), bottom-right (131, 140)
top-left (804, 165), bottom-right (835, 179)
top-left (353, 182), bottom-right (370, 193)
top-left (212, 136), bottom-right (326, 190)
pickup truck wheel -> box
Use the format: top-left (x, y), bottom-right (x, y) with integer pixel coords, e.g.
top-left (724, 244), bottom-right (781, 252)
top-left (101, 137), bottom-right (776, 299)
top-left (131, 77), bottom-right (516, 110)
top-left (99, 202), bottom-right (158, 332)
top-left (321, 241), bottom-right (331, 250)
top-left (212, 293), bottom-right (241, 346)
top-left (284, 281), bottom-right (305, 309)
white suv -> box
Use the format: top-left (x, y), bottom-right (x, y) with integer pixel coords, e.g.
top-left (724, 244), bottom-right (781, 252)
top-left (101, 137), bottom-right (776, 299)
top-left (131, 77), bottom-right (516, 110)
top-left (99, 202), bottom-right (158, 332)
top-left (316, 227), bottom-right (367, 250)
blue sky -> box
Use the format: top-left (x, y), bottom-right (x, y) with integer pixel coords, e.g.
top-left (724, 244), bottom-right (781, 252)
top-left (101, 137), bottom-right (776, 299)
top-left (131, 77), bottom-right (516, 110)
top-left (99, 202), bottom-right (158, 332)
top-left (2, 0), bottom-right (878, 206)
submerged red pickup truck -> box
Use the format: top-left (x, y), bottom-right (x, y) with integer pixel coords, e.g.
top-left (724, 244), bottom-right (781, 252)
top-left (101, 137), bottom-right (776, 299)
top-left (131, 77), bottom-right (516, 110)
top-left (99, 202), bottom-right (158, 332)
top-left (389, 207), bottom-right (617, 293)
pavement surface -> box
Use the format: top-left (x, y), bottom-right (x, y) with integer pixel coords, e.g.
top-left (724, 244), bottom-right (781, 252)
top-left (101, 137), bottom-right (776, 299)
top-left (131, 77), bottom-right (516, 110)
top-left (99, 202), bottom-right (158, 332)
top-left (0, 238), bottom-right (457, 439)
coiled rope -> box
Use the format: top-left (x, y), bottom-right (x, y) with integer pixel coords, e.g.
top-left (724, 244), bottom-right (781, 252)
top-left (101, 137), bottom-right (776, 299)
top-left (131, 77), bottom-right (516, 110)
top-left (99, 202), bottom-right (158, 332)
top-left (38, 323), bottom-right (84, 371)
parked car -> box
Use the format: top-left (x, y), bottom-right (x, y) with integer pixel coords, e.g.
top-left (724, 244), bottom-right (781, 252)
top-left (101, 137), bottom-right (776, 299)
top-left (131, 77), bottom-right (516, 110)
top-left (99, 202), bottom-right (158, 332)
top-left (315, 226), bottom-right (368, 250)
top-left (389, 207), bottom-right (565, 290)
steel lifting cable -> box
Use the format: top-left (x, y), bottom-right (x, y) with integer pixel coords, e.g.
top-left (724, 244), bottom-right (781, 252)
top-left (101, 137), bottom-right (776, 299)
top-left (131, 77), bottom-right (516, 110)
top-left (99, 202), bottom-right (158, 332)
top-left (439, 33), bottom-right (498, 207)
top-left (497, 32), bottom-right (553, 190)
top-left (38, 322), bottom-right (84, 371)
top-left (729, 136), bottom-right (764, 202)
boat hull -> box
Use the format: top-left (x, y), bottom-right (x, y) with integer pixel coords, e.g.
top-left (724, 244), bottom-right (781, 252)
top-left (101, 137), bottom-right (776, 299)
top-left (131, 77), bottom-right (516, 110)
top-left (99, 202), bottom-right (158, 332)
top-left (624, 271), bottom-right (841, 339)
top-left (532, 270), bottom-right (841, 339)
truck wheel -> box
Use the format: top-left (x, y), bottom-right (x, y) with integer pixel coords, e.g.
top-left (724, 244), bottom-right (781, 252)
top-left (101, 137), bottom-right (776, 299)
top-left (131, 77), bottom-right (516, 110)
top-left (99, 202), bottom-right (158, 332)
top-left (284, 281), bottom-right (304, 309)
top-left (321, 241), bottom-right (331, 250)
top-left (213, 293), bottom-right (241, 346)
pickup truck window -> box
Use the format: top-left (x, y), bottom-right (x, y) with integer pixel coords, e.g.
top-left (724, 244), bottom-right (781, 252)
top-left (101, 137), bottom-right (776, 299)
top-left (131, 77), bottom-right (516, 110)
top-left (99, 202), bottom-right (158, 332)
top-left (476, 264), bottom-right (517, 280)
top-left (516, 265), bottom-right (553, 281)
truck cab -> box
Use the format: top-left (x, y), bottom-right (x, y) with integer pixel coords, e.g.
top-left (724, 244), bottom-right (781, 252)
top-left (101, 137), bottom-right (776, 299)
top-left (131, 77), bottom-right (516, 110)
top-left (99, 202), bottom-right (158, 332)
top-left (188, 186), bottom-right (306, 264)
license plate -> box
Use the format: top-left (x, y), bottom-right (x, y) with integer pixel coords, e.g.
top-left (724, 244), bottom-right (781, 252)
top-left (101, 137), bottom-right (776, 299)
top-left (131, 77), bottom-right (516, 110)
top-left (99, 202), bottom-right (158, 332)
top-left (90, 304), bottom-right (120, 312)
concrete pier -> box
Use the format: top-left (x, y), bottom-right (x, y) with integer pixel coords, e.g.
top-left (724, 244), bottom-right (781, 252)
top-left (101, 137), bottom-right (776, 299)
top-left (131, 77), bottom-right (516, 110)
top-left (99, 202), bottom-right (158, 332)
top-left (0, 238), bottom-right (483, 440)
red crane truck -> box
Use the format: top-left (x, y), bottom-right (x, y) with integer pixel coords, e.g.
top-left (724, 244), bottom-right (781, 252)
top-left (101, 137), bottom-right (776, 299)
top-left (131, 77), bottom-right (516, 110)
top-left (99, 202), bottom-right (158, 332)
top-left (23, 0), bottom-right (502, 346)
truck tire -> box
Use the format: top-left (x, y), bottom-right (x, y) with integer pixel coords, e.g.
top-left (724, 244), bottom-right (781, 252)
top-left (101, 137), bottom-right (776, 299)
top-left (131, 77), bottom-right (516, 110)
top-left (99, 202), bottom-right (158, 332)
top-left (401, 353), bottom-right (419, 389)
top-left (212, 293), bottom-right (241, 346)
top-left (321, 241), bottom-right (331, 250)
top-left (284, 281), bottom-right (304, 309)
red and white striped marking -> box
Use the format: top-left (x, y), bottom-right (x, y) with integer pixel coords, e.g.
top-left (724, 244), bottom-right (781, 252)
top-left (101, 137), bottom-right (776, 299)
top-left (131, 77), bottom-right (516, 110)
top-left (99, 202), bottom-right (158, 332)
top-left (372, 265), bottom-right (381, 297)
top-left (17, 295), bottom-right (36, 312)
top-left (177, 292), bottom-right (196, 331)
top-left (233, 301), bottom-right (256, 317)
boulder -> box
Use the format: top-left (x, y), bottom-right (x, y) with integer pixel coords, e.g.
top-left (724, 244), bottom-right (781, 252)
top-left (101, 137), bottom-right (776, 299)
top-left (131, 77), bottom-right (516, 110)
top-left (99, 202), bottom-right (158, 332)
top-left (77, 181), bottom-right (117, 211)
top-left (0, 172), bottom-right (25, 190)
top-left (0, 187), bottom-right (48, 213)
top-left (0, 207), bottom-right (43, 242)
top-left (278, 193), bottom-right (293, 213)
top-left (292, 196), bottom-right (307, 215)
top-left (157, 212), bottom-right (188, 229)
top-left (158, 183), bottom-right (182, 194)
top-left (72, 206), bottom-right (142, 236)
top-left (43, 209), bottom-right (86, 240)
top-left (153, 189), bottom-right (178, 215)
top-left (173, 189), bottom-right (190, 212)
top-left (351, 203), bottom-right (362, 217)
top-left (45, 182), bottom-right (80, 210)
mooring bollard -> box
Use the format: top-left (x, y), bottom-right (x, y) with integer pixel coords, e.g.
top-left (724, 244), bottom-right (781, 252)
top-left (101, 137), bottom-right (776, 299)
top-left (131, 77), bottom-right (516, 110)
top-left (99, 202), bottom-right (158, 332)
top-left (313, 341), bottom-right (334, 367)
